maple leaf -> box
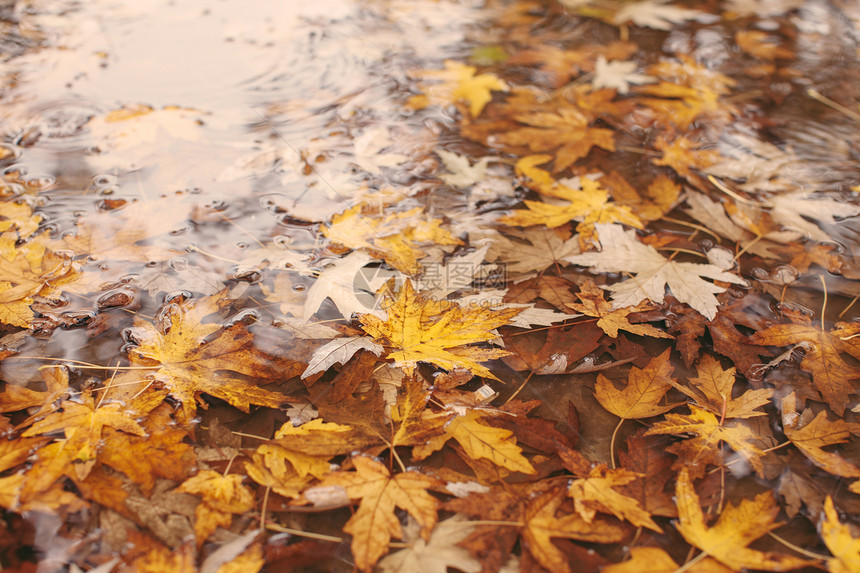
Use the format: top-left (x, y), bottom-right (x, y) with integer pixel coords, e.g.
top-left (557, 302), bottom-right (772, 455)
top-left (568, 278), bottom-right (672, 338)
top-left (495, 110), bottom-right (616, 171)
top-left (178, 470), bottom-right (256, 546)
top-left (613, 0), bottom-right (713, 30)
top-left (565, 224), bottom-right (747, 320)
top-left (96, 403), bottom-right (194, 496)
top-left (674, 467), bottom-right (809, 571)
top-left (647, 405), bottom-right (766, 478)
top-left (782, 396), bottom-right (860, 478)
top-left (0, 234), bottom-right (80, 327)
top-left (61, 200), bottom-right (186, 264)
top-left (736, 30), bottom-right (794, 61)
top-left (447, 485), bottom-right (624, 573)
top-left (821, 496), bottom-right (860, 573)
top-left (351, 126), bottom-right (410, 176)
top-left (652, 135), bottom-right (719, 179)
top-left (436, 149), bottom-right (491, 188)
top-left (322, 204), bottom-right (461, 275)
top-left (751, 319), bottom-right (860, 415)
top-left (359, 280), bottom-right (521, 379)
top-left (413, 408), bottom-right (536, 475)
top-left (509, 41), bottom-right (637, 88)
top-left (125, 291), bottom-right (303, 420)
top-left (500, 156), bottom-right (643, 238)
top-left (409, 60), bottom-right (508, 117)
top-left (307, 455), bottom-right (441, 572)
top-left (486, 227), bottom-right (581, 274)
top-left (602, 546), bottom-right (733, 573)
top-left (672, 353), bottom-right (773, 419)
top-left (377, 515), bottom-right (481, 573)
top-left (768, 191), bottom-right (860, 243)
top-left (21, 390), bottom-right (146, 480)
top-left (616, 432), bottom-right (678, 518)
top-left (568, 464), bottom-right (662, 532)
top-left (0, 364), bottom-right (69, 417)
top-left (389, 377), bottom-right (453, 450)
top-left (592, 55), bottom-right (655, 94)
top-left (594, 349), bottom-right (683, 420)
top-left (302, 337), bottom-right (384, 379)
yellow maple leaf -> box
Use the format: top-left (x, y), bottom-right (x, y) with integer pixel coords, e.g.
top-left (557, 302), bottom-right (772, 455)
top-left (782, 394), bottom-right (860, 478)
top-left (126, 291), bottom-right (303, 421)
top-left (647, 405), bottom-right (766, 477)
top-left (822, 496), bottom-right (860, 573)
top-left (413, 408), bottom-right (536, 474)
top-left (310, 455), bottom-right (441, 572)
top-left (0, 233), bottom-right (79, 327)
top-left (359, 280), bottom-right (521, 379)
top-left (408, 60), bottom-right (508, 117)
top-left (675, 468), bottom-right (809, 571)
top-left (594, 349), bottom-right (682, 420)
top-left (21, 389), bottom-right (146, 480)
top-left (322, 204), bottom-right (461, 274)
top-left (500, 155), bottom-right (642, 239)
top-left (652, 135), bottom-right (720, 178)
top-left (178, 470), bottom-right (256, 546)
top-left (671, 354), bottom-right (773, 419)
top-left (568, 464), bottom-right (662, 532)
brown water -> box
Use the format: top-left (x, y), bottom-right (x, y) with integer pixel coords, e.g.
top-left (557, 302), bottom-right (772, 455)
top-left (3, 0), bottom-right (860, 570)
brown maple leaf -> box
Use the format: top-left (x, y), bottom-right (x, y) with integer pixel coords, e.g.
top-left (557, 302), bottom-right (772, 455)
top-left (307, 455), bottom-right (441, 572)
top-left (568, 278), bottom-right (672, 339)
top-left (125, 291), bottom-right (304, 420)
top-left (447, 484), bottom-right (624, 573)
top-left (751, 318), bottom-right (860, 414)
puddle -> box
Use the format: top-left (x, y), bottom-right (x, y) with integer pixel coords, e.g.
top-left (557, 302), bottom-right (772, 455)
top-left (1, 0), bottom-right (860, 571)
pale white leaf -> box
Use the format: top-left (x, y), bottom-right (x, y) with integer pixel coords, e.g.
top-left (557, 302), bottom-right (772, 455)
top-left (486, 227), bottom-right (581, 274)
top-left (592, 56), bottom-right (655, 94)
top-left (302, 336), bottom-right (384, 378)
top-left (564, 224), bottom-right (747, 320)
top-left (437, 149), bottom-right (491, 188)
top-left (302, 251), bottom-right (383, 322)
top-left (351, 126), bottom-right (409, 175)
top-left (613, 0), bottom-right (714, 30)
top-left (377, 515), bottom-right (481, 573)
top-left (769, 192), bottom-right (860, 242)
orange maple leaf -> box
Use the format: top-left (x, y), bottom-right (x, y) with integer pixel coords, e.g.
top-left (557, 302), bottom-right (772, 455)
top-left (178, 470), bottom-right (256, 546)
top-left (408, 60), bottom-right (508, 117)
top-left (568, 464), bottom-right (663, 532)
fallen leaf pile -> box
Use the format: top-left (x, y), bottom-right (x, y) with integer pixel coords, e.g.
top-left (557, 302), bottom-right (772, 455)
top-left (1, 0), bottom-right (860, 571)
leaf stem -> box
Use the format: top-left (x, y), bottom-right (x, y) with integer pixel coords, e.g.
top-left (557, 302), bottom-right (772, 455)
top-left (673, 550), bottom-right (707, 573)
top-left (807, 88), bottom-right (860, 122)
top-left (767, 531), bottom-right (829, 560)
top-left (609, 418), bottom-right (624, 470)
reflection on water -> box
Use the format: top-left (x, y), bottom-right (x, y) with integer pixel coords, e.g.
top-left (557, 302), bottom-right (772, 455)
top-left (2, 0), bottom-right (860, 570)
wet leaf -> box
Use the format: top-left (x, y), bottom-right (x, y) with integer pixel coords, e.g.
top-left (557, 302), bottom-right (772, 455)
top-left (307, 455), bottom-right (441, 572)
top-left (674, 467), bottom-right (810, 571)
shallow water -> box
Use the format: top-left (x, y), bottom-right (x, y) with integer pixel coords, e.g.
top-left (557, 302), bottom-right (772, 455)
top-left (2, 0), bottom-right (860, 570)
